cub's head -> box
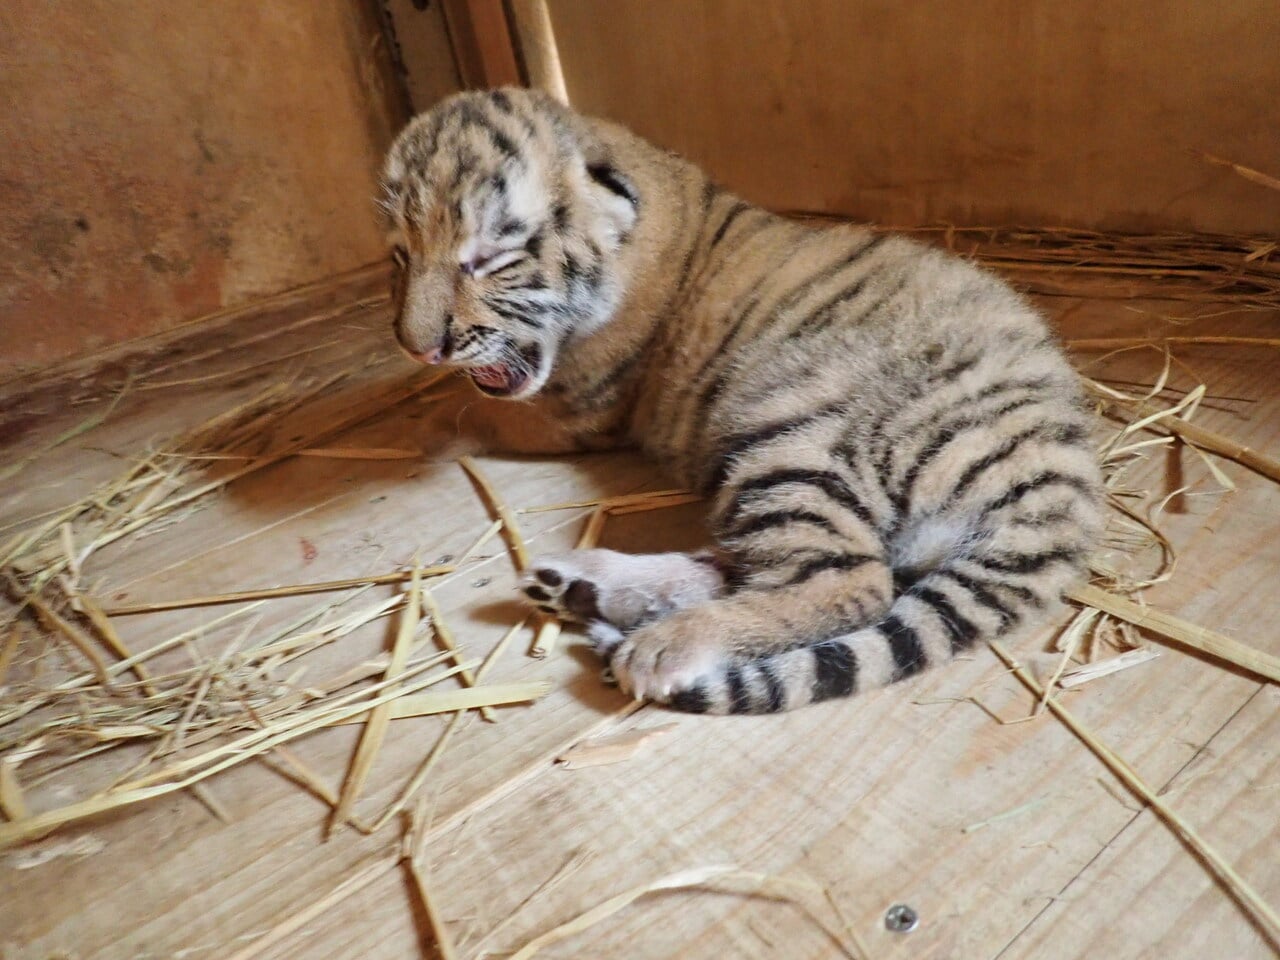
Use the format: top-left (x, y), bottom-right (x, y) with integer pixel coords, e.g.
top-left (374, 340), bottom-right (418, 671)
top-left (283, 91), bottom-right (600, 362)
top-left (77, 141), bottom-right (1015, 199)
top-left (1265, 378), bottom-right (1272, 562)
top-left (381, 88), bottom-right (639, 399)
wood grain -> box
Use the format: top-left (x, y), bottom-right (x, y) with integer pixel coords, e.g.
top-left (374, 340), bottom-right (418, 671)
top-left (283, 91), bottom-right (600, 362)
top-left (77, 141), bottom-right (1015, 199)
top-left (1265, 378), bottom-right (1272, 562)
top-left (545, 0), bottom-right (1280, 234)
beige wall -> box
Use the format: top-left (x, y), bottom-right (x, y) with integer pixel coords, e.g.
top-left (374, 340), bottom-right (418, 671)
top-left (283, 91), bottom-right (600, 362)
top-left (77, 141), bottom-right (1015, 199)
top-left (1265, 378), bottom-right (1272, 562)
top-left (0, 2), bottom-right (456, 379)
top-left (548, 0), bottom-right (1280, 234)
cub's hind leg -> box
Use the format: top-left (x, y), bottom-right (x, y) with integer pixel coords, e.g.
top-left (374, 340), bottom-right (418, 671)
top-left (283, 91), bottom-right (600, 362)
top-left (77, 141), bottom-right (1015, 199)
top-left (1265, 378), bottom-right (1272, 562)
top-left (609, 465), bottom-right (894, 709)
top-left (520, 549), bottom-right (726, 654)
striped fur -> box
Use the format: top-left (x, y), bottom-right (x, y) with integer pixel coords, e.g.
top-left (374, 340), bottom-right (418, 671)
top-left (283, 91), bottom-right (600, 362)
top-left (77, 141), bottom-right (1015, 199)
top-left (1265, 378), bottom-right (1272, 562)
top-left (383, 89), bottom-right (1104, 714)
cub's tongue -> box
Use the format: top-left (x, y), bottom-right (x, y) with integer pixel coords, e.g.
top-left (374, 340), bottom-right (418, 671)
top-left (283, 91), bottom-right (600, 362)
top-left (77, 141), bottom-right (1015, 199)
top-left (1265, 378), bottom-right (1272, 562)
top-left (470, 364), bottom-right (512, 390)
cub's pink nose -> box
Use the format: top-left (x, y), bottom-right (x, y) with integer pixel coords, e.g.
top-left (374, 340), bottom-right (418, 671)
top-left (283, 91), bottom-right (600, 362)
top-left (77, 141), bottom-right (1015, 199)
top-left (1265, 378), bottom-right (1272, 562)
top-left (408, 346), bottom-right (446, 365)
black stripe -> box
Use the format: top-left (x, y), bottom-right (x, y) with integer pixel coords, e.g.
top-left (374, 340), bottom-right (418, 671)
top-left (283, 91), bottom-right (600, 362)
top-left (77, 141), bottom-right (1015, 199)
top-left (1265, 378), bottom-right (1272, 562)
top-left (586, 164), bottom-right (638, 208)
top-left (786, 551), bottom-right (878, 586)
top-left (725, 667), bottom-right (752, 714)
top-left (882, 615), bottom-right (927, 679)
top-left (893, 393), bottom-right (1049, 514)
top-left (756, 659), bottom-right (786, 712)
top-left (752, 233), bottom-right (886, 333)
top-left (789, 278), bottom-right (868, 338)
top-left (726, 468), bottom-right (876, 528)
top-left (975, 546), bottom-right (1084, 575)
top-left (933, 569), bottom-right (1019, 628)
top-left (948, 424), bottom-right (1086, 503)
top-left (572, 320), bottom-right (662, 408)
top-left (978, 471), bottom-right (1094, 517)
top-left (708, 200), bottom-right (750, 251)
top-left (487, 90), bottom-right (512, 112)
top-left (483, 297), bottom-right (545, 329)
top-left (728, 509), bottom-right (843, 540)
top-left (670, 685), bottom-right (710, 714)
top-left (871, 376), bottom-right (1050, 495)
top-left (709, 402), bottom-right (846, 488)
top-left (811, 641), bottom-right (857, 701)
top-left (912, 586), bottom-right (980, 651)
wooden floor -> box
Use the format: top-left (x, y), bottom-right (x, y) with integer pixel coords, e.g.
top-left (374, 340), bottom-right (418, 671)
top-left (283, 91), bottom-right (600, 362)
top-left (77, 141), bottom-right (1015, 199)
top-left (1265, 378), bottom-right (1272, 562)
top-left (1, 268), bottom-right (1278, 959)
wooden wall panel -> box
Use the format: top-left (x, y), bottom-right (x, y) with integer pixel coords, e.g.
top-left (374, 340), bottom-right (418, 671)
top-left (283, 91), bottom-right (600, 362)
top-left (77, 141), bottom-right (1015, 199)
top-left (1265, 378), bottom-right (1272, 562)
top-left (0, 2), bottom-right (457, 380)
top-left (546, 0), bottom-right (1280, 234)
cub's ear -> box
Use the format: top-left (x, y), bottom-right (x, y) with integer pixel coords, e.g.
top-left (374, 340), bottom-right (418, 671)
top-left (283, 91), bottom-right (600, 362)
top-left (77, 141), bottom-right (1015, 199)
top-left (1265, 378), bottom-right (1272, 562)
top-left (584, 162), bottom-right (639, 241)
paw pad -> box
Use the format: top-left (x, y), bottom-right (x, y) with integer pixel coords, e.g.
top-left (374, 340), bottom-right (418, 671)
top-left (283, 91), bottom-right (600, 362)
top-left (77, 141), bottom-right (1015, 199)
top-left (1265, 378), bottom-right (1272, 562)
top-left (519, 558), bottom-right (603, 623)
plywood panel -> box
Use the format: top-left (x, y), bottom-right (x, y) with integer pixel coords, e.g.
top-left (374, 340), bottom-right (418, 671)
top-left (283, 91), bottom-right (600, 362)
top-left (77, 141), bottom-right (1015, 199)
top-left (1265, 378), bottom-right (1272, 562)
top-left (547, 0), bottom-right (1280, 234)
top-left (0, 1), bottom-right (456, 378)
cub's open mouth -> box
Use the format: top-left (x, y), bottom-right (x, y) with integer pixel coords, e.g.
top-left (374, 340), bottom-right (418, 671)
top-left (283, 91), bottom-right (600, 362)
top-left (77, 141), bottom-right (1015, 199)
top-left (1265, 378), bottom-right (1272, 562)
top-left (468, 344), bottom-right (543, 398)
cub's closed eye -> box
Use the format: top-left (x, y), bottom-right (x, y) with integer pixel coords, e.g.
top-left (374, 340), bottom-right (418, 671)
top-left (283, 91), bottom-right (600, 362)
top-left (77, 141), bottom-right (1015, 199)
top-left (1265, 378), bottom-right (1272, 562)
top-left (461, 247), bottom-right (526, 278)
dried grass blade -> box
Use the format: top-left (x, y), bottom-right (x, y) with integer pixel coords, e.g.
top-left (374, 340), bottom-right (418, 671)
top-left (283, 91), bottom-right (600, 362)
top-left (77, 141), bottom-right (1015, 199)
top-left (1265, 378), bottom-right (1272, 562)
top-left (1198, 151), bottom-right (1280, 192)
top-left (0, 377), bottom-right (131, 483)
top-left (529, 617), bottom-right (561, 660)
top-left (366, 619), bottom-right (530, 832)
top-left (420, 589), bottom-right (494, 722)
top-left (988, 640), bottom-right (1280, 946)
top-left (332, 681), bottom-right (551, 723)
top-left (0, 758), bottom-right (30, 820)
top-left (331, 562), bottom-right (423, 832)
top-left (605, 492), bottom-right (704, 516)
top-left (458, 456), bottom-right (530, 570)
top-left (101, 564), bottom-right (453, 616)
top-left (1059, 649), bottom-right (1160, 689)
top-left (517, 488), bottom-right (693, 514)
top-left (223, 857), bottom-right (398, 960)
top-left (404, 828), bottom-right (459, 960)
top-left (1068, 336), bottom-right (1280, 351)
top-left (0, 622), bottom-right (20, 685)
top-left (76, 593), bottom-right (156, 694)
top-left (508, 865), bottom-right (838, 960)
top-left (1087, 382), bottom-right (1280, 484)
top-left (0, 658), bottom-right (460, 848)
top-left (556, 723), bottom-right (679, 769)
top-left (296, 447), bottom-right (421, 460)
top-left (1069, 584), bottom-right (1280, 683)
top-left (13, 581), bottom-right (114, 688)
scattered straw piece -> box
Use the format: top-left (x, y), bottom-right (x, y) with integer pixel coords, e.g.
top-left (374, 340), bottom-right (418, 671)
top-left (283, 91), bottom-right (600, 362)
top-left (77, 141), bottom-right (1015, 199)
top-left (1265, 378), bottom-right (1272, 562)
top-left (556, 723), bottom-right (679, 770)
top-left (576, 506), bottom-right (608, 549)
top-left (0, 652), bottom-right (465, 849)
top-left (517, 489), bottom-right (692, 514)
top-left (1069, 584), bottom-right (1280, 684)
top-left (1059, 648), bottom-right (1161, 689)
top-left (1198, 152), bottom-right (1280, 193)
top-left (101, 564), bottom-right (453, 617)
top-left (0, 757), bottom-right (30, 820)
top-left (333, 681), bottom-right (551, 723)
top-left (1086, 379), bottom-right (1280, 484)
top-left (296, 447), bottom-right (421, 460)
top-left (528, 618), bottom-right (562, 660)
top-left (331, 563), bottom-right (423, 833)
top-left (12, 580), bottom-right (114, 689)
top-left (988, 640), bottom-right (1280, 946)
top-left (606, 492), bottom-right (704, 516)
top-left (366, 619), bottom-right (533, 833)
top-left (224, 857), bottom-right (399, 960)
top-left (0, 622), bottom-right (20, 685)
top-left (76, 593), bottom-right (156, 694)
top-left (458, 456), bottom-right (530, 571)
top-left (421, 588), bottom-right (494, 722)
top-left (507, 865), bottom-right (848, 960)
top-left (1069, 336), bottom-right (1280, 352)
top-left (404, 800), bottom-right (459, 960)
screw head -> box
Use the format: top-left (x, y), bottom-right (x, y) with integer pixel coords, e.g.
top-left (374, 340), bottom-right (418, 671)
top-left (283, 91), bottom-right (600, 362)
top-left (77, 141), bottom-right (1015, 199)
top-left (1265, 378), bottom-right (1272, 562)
top-left (885, 903), bottom-right (919, 933)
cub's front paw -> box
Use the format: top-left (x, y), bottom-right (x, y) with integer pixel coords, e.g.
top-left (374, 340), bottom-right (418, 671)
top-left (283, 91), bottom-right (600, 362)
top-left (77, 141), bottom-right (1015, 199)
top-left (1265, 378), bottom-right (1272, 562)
top-left (518, 556), bottom-right (605, 623)
top-left (608, 620), bottom-right (726, 704)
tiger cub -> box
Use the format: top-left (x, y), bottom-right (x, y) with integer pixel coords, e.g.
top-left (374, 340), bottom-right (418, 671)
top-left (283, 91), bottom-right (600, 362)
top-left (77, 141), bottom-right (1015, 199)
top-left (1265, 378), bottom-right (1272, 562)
top-left (382, 88), bottom-right (1103, 714)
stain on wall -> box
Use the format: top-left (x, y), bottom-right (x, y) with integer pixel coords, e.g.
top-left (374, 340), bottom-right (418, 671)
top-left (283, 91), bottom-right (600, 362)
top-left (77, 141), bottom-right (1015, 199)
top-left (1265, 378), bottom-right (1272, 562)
top-left (0, 2), bottom-right (456, 379)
